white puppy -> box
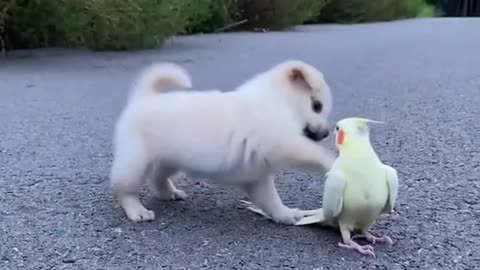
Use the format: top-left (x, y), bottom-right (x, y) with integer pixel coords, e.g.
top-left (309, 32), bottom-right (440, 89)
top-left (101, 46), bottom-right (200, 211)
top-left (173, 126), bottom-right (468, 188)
top-left (110, 60), bottom-right (336, 225)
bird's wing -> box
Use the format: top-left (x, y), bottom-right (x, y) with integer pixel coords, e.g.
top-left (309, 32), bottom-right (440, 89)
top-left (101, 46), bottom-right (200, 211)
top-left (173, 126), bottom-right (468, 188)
top-left (382, 165), bottom-right (399, 214)
top-left (322, 170), bottom-right (346, 220)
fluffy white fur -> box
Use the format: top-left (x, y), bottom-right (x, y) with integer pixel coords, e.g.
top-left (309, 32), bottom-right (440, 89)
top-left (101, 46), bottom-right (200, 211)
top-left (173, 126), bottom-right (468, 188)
top-left (110, 60), bottom-right (336, 225)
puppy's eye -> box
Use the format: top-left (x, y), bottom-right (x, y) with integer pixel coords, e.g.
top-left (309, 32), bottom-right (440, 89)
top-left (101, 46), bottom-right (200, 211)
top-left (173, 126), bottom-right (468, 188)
top-left (312, 100), bottom-right (323, 113)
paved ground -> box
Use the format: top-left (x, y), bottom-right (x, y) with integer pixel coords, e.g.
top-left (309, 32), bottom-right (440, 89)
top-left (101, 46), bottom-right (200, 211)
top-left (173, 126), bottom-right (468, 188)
top-left (1, 18), bottom-right (479, 270)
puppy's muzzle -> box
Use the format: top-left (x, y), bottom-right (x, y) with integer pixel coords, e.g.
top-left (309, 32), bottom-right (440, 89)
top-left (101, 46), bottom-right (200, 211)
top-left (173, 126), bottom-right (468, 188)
top-left (303, 126), bottom-right (330, 142)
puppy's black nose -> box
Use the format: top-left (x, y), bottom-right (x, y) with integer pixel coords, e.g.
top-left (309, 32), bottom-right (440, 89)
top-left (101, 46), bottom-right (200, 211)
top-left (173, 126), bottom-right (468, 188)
top-left (320, 129), bottom-right (330, 139)
top-left (303, 126), bottom-right (330, 142)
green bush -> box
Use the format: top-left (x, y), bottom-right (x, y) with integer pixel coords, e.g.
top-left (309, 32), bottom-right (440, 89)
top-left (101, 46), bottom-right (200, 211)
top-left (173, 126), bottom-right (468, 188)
top-left (0, 0), bottom-right (437, 51)
top-left (317, 0), bottom-right (435, 23)
top-left (232, 0), bottom-right (328, 30)
top-left (0, 0), bottom-right (330, 50)
top-left (1, 0), bottom-right (89, 49)
top-left (0, 0), bottom-right (231, 50)
top-left (183, 0), bottom-right (234, 34)
top-left (405, 0), bottom-right (437, 17)
top-left (84, 0), bottom-right (205, 50)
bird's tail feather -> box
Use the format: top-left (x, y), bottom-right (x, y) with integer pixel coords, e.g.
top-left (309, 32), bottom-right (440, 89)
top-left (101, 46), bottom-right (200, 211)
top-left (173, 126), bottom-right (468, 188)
top-left (294, 209), bottom-right (326, 225)
top-left (239, 200), bottom-right (273, 220)
top-left (239, 200), bottom-right (327, 226)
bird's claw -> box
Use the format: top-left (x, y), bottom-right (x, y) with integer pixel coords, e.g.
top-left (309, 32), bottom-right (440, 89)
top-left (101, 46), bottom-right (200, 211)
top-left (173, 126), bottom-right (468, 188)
top-left (352, 232), bottom-right (393, 246)
top-left (379, 235), bottom-right (393, 246)
top-left (338, 241), bottom-right (376, 258)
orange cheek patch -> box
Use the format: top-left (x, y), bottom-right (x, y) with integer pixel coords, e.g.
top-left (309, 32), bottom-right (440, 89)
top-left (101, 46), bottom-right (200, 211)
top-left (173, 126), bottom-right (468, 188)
top-left (337, 130), bottom-right (346, 145)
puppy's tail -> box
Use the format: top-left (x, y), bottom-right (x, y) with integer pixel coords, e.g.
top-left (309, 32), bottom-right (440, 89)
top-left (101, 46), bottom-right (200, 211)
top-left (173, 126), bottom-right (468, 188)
top-left (130, 62), bottom-right (192, 102)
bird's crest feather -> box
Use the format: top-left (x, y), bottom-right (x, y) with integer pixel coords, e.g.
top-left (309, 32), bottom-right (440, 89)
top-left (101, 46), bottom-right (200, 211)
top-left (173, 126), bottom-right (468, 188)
top-left (347, 117), bottom-right (384, 129)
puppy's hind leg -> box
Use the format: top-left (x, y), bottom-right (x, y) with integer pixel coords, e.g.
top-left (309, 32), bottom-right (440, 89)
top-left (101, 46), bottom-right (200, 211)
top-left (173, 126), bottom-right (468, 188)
top-left (110, 142), bottom-right (154, 223)
top-left (243, 175), bottom-right (302, 225)
top-left (148, 165), bottom-right (187, 201)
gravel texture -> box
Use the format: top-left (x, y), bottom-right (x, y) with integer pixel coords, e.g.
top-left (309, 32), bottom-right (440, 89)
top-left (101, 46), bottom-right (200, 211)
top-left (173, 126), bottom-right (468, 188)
top-left (0, 18), bottom-right (479, 270)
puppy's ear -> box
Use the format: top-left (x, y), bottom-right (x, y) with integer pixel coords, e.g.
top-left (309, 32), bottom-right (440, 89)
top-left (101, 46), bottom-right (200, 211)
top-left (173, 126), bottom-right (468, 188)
top-left (288, 68), bottom-right (312, 91)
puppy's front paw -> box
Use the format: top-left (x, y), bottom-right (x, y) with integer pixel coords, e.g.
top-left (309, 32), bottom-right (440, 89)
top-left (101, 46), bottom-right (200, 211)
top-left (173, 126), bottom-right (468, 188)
top-left (239, 201), bottom-right (314, 225)
top-left (126, 207), bottom-right (155, 222)
top-left (158, 189), bottom-right (187, 201)
top-left (271, 207), bottom-right (303, 225)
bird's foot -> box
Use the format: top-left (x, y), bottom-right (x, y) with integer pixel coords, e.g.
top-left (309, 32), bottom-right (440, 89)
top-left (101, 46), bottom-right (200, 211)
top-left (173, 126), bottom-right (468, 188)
top-left (338, 240), bottom-right (375, 258)
top-left (352, 232), bottom-right (393, 246)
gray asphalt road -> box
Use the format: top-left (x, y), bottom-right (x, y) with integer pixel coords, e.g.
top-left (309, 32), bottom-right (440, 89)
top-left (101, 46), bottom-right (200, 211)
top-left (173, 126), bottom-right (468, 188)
top-left (1, 18), bottom-right (479, 270)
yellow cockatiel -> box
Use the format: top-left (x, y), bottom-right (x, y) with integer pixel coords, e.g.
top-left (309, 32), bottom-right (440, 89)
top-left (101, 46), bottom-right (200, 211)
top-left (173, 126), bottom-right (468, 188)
top-left (241, 117), bottom-right (399, 257)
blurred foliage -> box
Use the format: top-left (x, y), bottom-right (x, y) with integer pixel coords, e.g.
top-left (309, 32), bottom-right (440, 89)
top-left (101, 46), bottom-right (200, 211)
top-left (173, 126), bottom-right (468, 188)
top-left (183, 0), bottom-right (235, 33)
top-left (0, 0), bottom-right (230, 50)
top-left (317, 0), bottom-right (436, 23)
top-left (424, 0), bottom-right (480, 16)
top-left (1, 0), bottom-right (439, 51)
top-left (442, 0), bottom-right (480, 16)
top-left (232, 0), bottom-right (328, 30)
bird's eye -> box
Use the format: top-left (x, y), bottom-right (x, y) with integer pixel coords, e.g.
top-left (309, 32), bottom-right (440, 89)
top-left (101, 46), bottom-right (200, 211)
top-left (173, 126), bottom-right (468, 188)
top-left (312, 100), bottom-right (323, 113)
top-left (335, 126), bottom-right (339, 132)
